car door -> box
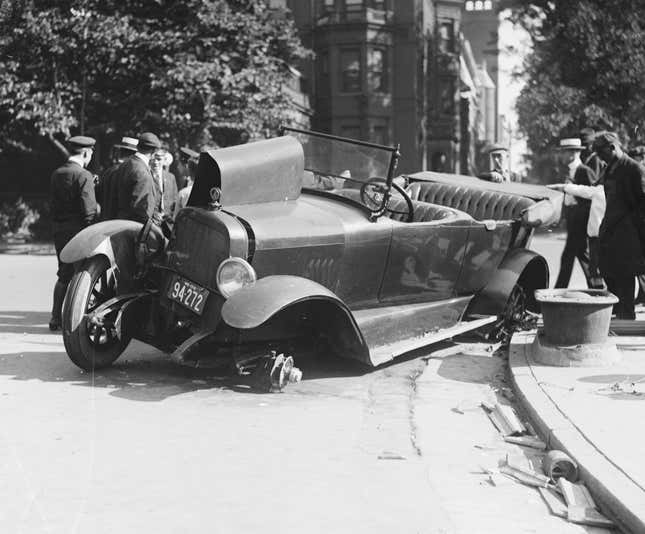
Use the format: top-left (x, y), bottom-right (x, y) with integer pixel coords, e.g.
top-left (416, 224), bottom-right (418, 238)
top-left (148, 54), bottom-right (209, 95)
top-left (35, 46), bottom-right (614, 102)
top-left (454, 220), bottom-right (517, 296)
top-left (378, 220), bottom-right (470, 304)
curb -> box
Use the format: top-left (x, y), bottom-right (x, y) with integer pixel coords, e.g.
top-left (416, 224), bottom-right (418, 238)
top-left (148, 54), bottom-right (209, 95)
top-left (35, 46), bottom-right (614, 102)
top-left (509, 332), bottom-right (645, 534)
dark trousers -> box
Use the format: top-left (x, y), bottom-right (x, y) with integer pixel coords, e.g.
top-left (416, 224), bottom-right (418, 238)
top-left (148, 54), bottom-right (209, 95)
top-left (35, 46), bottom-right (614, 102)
top-left (588, 237), bottom-right (604, 289)
top-left (606, 275), bottom-right (636, 320)
top-left (555, 232), bottom-right (590, 288)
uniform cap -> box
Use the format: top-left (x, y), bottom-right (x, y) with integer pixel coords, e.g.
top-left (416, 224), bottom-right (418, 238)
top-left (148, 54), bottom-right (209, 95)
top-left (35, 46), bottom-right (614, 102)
top-left (67, 135), bottom-right (96, 149)
top-left (115, 136), bottom-right (138, 152)
top-left (138, 132), bottom-right (162, 150)
top-left (559, 138), bottom-right (583, 150)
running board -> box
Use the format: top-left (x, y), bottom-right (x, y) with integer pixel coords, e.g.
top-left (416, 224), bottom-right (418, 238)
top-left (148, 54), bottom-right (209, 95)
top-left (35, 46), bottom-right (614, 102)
top-left (368, 315), bottom-right (497, 367)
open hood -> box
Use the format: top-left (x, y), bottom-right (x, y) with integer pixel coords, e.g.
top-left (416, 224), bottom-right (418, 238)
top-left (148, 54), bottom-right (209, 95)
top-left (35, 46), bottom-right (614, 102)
top-left (188, 135), bottom-right (304, 207)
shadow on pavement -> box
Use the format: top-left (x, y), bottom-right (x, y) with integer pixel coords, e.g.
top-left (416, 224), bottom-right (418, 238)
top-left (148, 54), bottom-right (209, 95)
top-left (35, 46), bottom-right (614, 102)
top-left (0, 311), bottom-right (55, 335)
top-left (0, 311), bottom-right (368, 402)
top-left (436, 352), bottom-right (506, 385)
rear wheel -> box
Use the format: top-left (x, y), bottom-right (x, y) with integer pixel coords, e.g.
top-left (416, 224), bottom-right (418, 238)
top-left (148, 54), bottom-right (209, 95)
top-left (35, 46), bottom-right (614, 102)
top-left (62, 256), bottom-right (131, 370)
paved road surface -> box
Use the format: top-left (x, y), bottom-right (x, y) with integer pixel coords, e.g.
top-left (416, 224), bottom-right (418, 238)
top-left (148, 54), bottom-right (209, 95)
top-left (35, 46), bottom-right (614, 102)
top-left (0, 241), bottom-right (606, 533)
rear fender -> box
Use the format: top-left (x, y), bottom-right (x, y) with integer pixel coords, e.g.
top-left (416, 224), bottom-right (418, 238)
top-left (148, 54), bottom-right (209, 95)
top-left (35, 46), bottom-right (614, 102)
top-left (466, 248), bottom-right (549, 317)
top-left (221, 275), bottom-right (370, 363)
top-left (60, 220), bottom-right (143, 281)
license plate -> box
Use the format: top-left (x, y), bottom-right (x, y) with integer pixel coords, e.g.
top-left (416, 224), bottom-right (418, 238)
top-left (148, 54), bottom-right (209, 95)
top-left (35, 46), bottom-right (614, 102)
top-left (167, 275), bottom-right (209, 315)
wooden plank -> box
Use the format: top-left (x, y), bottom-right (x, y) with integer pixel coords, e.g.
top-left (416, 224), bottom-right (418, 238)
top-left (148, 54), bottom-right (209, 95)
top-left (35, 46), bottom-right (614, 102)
top-left (538, 487), bottom-right (567, 518)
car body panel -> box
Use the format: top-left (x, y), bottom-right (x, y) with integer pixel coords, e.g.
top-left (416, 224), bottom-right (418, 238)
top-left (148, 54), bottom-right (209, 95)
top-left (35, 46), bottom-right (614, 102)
top-left (60, 220), bottom-right (143, 284)
top-left (226, 194), bottom-right (393, 306)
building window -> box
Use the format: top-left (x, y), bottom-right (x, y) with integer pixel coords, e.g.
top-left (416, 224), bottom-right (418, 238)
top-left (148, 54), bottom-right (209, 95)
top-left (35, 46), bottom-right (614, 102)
top-left (318, 0), bottom-right (335, 15)
top-left (438, 21), bottom-right (455, 53)
top-left (340, 49), bottom-right (361, 92)
top-left (318, 50), bottom-right (330, 94)
top-left (367, 48), bottom-right (387, 93)
top-left (344, 0), bottom-right (363, 11)
top-left (440, 79), bottom-right (456, 116)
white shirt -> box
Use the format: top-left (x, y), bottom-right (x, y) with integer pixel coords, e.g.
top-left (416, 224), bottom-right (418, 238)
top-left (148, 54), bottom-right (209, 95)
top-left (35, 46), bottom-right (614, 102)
top-left (563, 156), bottom-right (582, 206)
top-left (563, 183), bottom-right (606, 237)
top-left (68, 154), bottom-right (85, 168)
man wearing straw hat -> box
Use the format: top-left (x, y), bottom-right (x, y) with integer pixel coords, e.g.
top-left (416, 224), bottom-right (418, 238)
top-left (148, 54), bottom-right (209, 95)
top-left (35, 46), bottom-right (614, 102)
top-left (553, 137), bottom-right (595, 289)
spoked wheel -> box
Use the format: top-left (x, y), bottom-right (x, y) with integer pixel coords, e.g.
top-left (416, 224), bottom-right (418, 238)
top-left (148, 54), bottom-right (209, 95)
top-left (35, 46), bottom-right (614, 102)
top-left (360, 178), bottom-right (415, 222)
top-left (489, 284), bottom-right (531, 344)
top-left (62, 256), bottom-right (131, 370)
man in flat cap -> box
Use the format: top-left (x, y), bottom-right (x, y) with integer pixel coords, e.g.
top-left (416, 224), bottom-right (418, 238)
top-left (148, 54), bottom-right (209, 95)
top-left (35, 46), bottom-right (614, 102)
top-left (114, 132), bottom-right (161, 223)
top-left (49, 135), bottom-right (98, 330)
top-left (97, 136), bottom-right (138, 220)
top-left (478, 144), bottom-right (516, 183)
top-left (593, 132), bottom-right (645, 319)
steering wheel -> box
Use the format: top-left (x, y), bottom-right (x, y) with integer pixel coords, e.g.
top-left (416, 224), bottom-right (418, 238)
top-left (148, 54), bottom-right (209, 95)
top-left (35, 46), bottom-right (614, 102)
top-left (360, 177), bottom-right (415, 222)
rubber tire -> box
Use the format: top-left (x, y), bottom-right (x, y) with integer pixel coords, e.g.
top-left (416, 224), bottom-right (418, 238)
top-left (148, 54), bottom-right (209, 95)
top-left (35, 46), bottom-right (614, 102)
top-left (62, 256), bottom-right (131, 371)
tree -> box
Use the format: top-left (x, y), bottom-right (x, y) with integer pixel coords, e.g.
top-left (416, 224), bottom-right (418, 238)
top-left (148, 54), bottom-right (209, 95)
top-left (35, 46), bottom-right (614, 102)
top-left (0, 0), bottom-right (310, 157)
top-left (502, 0), bottom-right (645, 176)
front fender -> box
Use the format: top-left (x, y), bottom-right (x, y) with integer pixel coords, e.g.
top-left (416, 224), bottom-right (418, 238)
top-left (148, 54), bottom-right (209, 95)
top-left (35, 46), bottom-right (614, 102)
top-left (60, 220), bottom-right (143, 279)
top-left (467, 248), bottom-right (549, 316)
top-left (222, 275), bottom-right (356, 330)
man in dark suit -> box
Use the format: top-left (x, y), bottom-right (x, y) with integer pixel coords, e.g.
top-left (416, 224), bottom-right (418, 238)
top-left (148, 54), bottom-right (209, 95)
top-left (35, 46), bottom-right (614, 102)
top-left (49, 135), bottom-right (98, 330)
top-left (97, 136), bottom-right (138, 220)
top-left (115, 132), bottom-right (161, 223)
top-left (594, 132), bottom-right (645, 319)
top-left (554, 138), bottom-right (595, 288)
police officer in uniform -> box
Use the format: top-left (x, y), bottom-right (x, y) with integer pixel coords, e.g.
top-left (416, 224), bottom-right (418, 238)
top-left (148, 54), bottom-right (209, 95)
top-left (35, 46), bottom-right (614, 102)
top-left (49, 136), bottom-right (98, 330)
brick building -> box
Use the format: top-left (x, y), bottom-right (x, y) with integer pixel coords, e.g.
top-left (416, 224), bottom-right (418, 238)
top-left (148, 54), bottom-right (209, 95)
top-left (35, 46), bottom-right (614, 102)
top-left (283, 0), bottom-right (502, 175)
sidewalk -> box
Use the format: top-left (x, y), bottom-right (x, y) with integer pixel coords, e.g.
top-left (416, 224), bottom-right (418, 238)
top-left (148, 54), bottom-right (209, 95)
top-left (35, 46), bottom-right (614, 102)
top-left (510, 331), bottom-right (645, 534)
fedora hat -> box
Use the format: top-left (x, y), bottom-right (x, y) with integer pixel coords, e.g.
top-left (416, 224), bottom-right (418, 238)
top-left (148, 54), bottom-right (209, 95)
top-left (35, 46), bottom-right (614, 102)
top-left (138, 132), bottom-right (162, 150)
top-left (559, 138), bottom-right (583, 150)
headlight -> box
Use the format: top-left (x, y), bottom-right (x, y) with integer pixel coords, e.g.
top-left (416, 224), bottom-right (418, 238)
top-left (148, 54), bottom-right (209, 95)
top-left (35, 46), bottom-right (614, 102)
top-left (216, 257), bottom-right (257, 298)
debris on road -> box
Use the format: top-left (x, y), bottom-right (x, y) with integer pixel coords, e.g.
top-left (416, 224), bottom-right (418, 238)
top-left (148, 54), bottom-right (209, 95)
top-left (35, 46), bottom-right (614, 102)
top-left (377, 451), bottom-right (407, 460)
top-left (499, 455), bottom-right (552, 489)
top-left (503, 435), bottom-right (547, 450)
top-left (481, 400), bottom-right (527, 436)
top-left (542, 450), bottom-right (578, 483)
top-left (237, 351), bottom-right (302, 393)
top-left (538, 486), bottom-right (567, 518)
top-left (558, 478), bottom-right (615, 528)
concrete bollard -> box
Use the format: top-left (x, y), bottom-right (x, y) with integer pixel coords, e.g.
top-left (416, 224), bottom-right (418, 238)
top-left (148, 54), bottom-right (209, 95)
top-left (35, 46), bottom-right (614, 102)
top-left (531, 289), bottom-right (621, 367)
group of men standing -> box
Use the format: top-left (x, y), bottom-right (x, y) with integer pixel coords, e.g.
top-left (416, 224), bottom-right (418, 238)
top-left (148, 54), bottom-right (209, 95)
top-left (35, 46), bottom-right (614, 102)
top-left (550, 129), bottom-right (645, 320)
top-left (48, 133), bottom-right (199, 331)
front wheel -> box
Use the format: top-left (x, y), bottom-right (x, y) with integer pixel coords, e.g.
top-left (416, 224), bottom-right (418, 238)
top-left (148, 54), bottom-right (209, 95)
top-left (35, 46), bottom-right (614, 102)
top-left (62, 256), bottom-right (131, 370)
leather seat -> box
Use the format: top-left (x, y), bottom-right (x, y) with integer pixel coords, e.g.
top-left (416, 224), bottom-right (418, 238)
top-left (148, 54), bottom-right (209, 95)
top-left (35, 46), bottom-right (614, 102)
top-left (387, 197), bottom-right (463, 223)
top-left (407, 182), bottom-right (535, 221)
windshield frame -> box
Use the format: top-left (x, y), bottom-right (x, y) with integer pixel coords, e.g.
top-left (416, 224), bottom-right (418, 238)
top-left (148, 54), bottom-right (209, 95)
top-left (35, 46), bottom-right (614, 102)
top-left (283, 127), bottom-right (400, 219)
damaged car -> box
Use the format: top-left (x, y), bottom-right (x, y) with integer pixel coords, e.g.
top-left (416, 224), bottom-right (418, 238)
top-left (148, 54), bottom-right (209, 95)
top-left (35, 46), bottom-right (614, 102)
top-left (60, 128), bottom-right (560, 373)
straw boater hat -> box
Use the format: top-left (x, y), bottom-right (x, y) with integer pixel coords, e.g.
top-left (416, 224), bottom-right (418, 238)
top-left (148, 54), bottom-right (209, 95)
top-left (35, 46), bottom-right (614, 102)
top-left (115, 136), bottom-right (138, 152)
top-left (559, 138), bottom-right (583, 151)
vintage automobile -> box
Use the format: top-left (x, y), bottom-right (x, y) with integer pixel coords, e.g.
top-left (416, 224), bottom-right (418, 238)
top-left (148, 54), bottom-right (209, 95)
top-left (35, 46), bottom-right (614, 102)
top-left (60, 129), bottom-right (560, 372)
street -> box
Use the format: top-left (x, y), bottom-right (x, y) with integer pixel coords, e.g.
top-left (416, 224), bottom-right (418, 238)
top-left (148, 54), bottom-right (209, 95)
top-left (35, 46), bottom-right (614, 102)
top-left (0, 235), bottom-right (605, 534)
